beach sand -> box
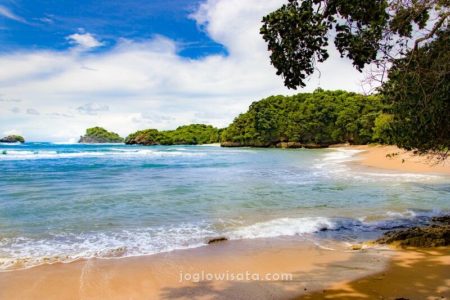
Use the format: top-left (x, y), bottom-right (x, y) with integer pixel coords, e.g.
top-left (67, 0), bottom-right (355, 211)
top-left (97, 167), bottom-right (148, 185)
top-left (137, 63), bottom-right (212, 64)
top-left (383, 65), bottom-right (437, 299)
top-left (345, 144), bottom-right (450, 175)
top-left (0, 238), bottom-right (392, 300)
top-left (299, 247), bottom-right (450, 300)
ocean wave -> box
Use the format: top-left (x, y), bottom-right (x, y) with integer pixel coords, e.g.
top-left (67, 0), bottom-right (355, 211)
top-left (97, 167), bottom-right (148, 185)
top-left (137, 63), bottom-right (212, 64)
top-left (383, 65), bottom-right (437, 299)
top-left (227, 217), bottom-right (335, 239)
top-left (313, 148), bottom-right (442, 182)
top-left (1, 209), bottom-right (445, 271)
top-left (0, 149), bottom-right (207, 160)
top-left (0, 222), bottom-right (216, 271)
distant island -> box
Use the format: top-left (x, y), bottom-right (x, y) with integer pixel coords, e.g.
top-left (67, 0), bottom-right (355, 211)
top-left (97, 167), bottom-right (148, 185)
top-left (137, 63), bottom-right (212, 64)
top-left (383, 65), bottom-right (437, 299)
top-left (0, 135), bottom-right (25, 143)
top-left (79, 127), bottom-right (124, 143)
top-left (125, 124), bottom-right (220, 145)
top-left (80, 90), bottom-right (393, 148)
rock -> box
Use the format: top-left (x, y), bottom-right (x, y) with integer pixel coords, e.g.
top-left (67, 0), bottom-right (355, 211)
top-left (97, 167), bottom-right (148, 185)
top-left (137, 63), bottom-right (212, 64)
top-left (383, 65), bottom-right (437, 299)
top-left (220, 142), bottom-right (244, 147)
top-left (432, 215), bottom-right (450, 225)
top-left (351, 244), bottom-right (363, 250)
top-left (276, 142), bottom-right (304, 148)
top-left (376, 216), bottom-right (450, 247)
top-left (0, 135), bottom-right (25, 143)
top-left (207, 237), bottom-right (228, 244)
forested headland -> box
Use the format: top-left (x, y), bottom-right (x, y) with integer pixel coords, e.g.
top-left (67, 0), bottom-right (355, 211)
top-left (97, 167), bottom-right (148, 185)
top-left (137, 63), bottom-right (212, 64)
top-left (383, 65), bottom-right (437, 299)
top-left (221, 90), bottom-right (390, 148)
top-left (117, 89), bottom-right (391, 148)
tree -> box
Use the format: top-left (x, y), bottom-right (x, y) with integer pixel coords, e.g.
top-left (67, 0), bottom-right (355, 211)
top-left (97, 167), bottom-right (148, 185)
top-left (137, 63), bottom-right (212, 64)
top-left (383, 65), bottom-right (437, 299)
top-left (221, 90), bottom-right (386, 147)
top-left (80, 127), bottom-right (123, 143)
top-left (261, 0), bottom-right (449, 154)
top-left (261, 0), bottom-right (449, 89)
top-left (381, 29), bottom-right (449, 154)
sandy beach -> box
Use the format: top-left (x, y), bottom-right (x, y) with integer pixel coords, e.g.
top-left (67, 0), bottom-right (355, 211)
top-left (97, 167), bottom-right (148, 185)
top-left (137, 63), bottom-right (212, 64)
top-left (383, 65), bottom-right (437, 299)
top-left (299, 247), bottom-right (450, 300)
top-left (0, 238), bottom-right (392, 300)
top-left (345, 144), bottom-right (450, 175)
top-left (1, 238), bottom-right (448, 300)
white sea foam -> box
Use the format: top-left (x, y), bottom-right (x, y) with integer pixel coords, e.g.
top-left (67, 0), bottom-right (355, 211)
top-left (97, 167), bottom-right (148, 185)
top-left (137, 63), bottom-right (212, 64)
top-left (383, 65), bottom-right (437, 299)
top-left (0, 149), bottom-right (206, 160)
top-left (0, 217), bottom-right (337, 271)
top-left (0, 142), bottom-right (22, 146)
top-left (1, 209), bottom-right (447, 271)
top-left (0, 222), bottom-right (216, 271)
top-left (228, 217), bottom-right (335, 239)
top-left (313, 148), bottom-right (442, 182)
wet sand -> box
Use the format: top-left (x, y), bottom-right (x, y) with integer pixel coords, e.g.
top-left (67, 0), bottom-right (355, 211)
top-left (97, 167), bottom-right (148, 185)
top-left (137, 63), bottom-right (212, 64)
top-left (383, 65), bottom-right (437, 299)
top-left (0, 238), bottom-right (391, 300)
top-left (344, 144), bottom-right (450, 175)
top-left (299, 247), bottom-right (450, 300)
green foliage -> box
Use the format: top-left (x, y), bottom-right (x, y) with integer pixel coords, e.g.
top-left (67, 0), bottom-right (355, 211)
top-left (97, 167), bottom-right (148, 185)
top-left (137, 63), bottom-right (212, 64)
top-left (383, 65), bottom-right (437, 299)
top-left (372, 113), bottom-right (393, 144)
top-left (125, 124), bottom-right (220, 146)
top-left (124, 129), bottom-right (161, 145)
top-left (222, 90), bottom-right (387, 147)
top-left (260, 0), bottom-right (446, 89)
top-left (81, 127), bottom-right (124, 143)
top-left (381, 29), bottom-right (450, 153)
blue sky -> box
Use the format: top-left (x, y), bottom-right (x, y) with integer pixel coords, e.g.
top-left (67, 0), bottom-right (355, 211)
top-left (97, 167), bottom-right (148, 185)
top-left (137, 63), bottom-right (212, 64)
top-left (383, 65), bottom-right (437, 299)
top-left (0, 0), bottom-right (226, 57)
top-left (0, 0), bottom-right (365, 142)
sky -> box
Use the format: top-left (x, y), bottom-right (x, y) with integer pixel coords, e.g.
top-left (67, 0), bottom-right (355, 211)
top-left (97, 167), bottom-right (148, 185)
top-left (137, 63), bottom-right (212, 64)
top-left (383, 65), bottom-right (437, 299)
top-left (0, 0), bottom-right (366, 142)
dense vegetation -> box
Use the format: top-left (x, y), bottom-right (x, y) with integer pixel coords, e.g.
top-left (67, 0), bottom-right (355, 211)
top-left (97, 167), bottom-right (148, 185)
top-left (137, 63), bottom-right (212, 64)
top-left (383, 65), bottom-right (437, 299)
top-left (260, 0), bottom-right (448, 89)
top-left (125, 124), bottom-right (220, 145)
top-left (0, 135), bottom-right (25, 143)
top-left (79, 127), bottom-right (124, 143)
top-left (261, 0), bottom-right (449, 155)
top-left (382, 29), bottom-right (449, 154)
top-left (221, 90), bottom-right (386, 147)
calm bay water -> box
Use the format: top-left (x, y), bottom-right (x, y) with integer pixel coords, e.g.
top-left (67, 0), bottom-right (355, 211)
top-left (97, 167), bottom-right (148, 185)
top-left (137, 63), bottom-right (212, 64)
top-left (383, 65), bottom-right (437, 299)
top-left (0, 142), bottom-right (449, 270)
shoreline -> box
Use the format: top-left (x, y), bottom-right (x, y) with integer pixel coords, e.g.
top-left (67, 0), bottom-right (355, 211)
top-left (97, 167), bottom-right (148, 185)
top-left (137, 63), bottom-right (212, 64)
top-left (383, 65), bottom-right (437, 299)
top-left (1, 237), bottom-right (448, 299)
top-left (0, 237), bottom-right (392, 300)
top-left (338, 144), bottom-right (450, 175)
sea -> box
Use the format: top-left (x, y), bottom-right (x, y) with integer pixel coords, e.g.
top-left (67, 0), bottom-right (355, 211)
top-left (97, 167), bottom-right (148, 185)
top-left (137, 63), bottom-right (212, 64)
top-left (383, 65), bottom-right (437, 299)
top-left (0, 142), bottom-right (448, 270)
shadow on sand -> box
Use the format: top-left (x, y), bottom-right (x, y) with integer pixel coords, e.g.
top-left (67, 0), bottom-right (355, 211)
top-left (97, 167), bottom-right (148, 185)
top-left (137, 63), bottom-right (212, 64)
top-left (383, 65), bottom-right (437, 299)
top-left (159, 248), bottom-right (449, 300)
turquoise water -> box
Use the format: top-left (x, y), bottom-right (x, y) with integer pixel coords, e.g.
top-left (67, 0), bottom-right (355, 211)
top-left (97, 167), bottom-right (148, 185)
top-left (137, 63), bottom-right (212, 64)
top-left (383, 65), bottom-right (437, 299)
top-left (0, 142), bottom-right (449, 270)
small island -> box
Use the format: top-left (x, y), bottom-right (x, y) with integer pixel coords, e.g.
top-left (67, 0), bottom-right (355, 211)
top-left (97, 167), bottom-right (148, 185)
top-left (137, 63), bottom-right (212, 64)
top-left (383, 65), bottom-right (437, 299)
top-left (0, 135), bottom-right (25, 143)
top-left (125, 124), bottom-right (220, 145)
top-left (79, 127), bottom-right (124, 143)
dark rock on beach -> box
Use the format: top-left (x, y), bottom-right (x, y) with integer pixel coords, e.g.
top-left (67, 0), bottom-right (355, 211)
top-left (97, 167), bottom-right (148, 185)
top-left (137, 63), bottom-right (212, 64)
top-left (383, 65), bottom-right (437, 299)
top-left (376, 215), bottom-right (450, 247)
top-left (0, 135), bottom-right (25, 143)
top-left (207, 237), bottom-right (228, 244)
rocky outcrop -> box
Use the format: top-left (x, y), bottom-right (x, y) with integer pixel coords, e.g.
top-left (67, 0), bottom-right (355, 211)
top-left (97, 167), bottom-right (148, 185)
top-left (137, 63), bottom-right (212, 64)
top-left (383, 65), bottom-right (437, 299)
top-left (376, 215), bottom-right (450, 247)
top-left (221, 141), bottom-right (329, 149)
top-left (0, 135), bottom-right (25, 143)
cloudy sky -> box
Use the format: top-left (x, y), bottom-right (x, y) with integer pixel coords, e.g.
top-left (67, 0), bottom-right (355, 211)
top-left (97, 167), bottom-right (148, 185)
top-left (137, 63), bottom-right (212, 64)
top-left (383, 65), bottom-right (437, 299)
top-left (0, 0), bottom-right (366, 142)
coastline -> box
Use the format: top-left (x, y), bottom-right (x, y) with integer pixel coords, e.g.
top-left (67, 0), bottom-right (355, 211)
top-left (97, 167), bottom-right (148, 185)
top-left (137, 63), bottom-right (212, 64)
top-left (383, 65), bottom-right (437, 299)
top-left (338, 144), bottom-right (450, 175)
top-left (0, 238), bottom-right (392, 300)
top-left (1, 144), bottom-right (448, 299)
top-left (1, 237), bottom-right (448, 299)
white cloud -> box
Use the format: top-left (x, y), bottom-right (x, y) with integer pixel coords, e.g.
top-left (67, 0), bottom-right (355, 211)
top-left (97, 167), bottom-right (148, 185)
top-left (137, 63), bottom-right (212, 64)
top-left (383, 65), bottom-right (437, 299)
top-left (26, 108), bottom-right (40, 115)
top-left (66, 32), bottom-right (104, 50)
top-left (0, 5), bottom-right (27, 23)
top-left (77, 103), bottom-right (109, 115)
top-left (0, 0), bottom-right (367, 142)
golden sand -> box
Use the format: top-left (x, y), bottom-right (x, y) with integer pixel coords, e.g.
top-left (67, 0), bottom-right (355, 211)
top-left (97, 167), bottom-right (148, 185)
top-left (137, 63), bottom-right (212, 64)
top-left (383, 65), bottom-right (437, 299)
top-left (346, 144), bottom-right (450, 175)
top-left (0, 238), bottom-right (391, 300)
top-left (299, 247), bottom-right (450, 299)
